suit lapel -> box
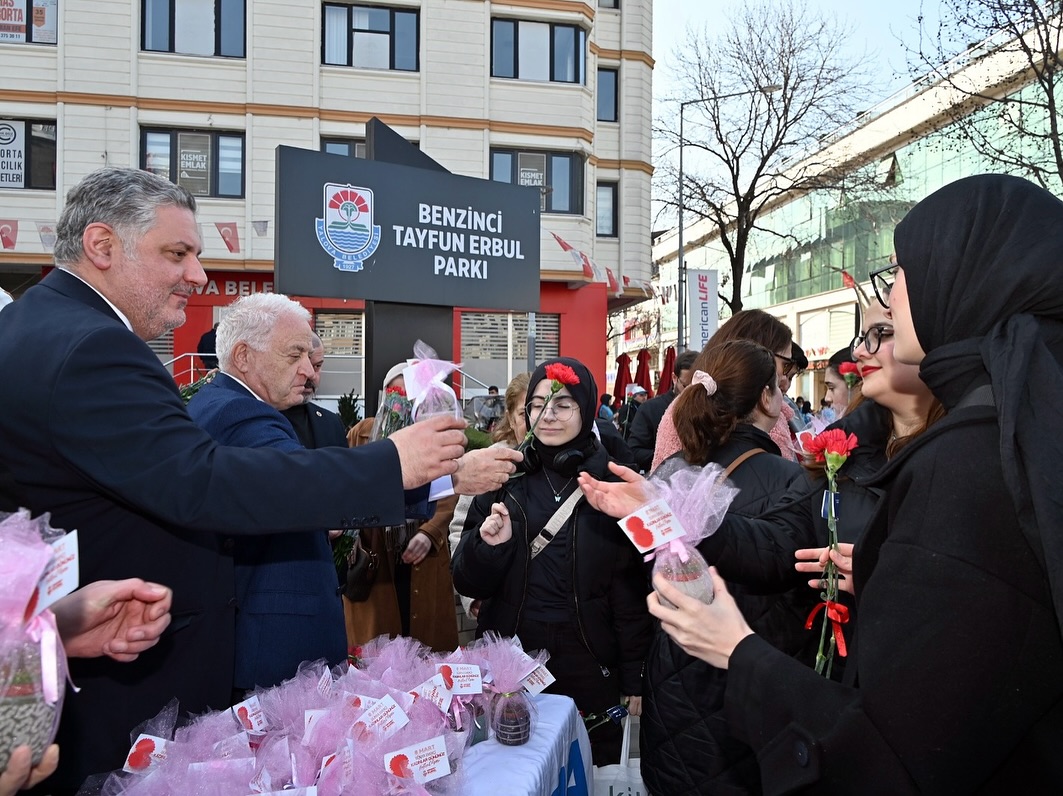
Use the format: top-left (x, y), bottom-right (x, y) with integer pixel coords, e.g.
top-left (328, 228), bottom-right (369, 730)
top-left (42, 268), bottom-right (127, 328)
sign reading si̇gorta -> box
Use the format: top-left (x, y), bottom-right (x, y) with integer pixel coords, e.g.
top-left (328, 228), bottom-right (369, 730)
top-left (274, 145), bottom-right (541, 311)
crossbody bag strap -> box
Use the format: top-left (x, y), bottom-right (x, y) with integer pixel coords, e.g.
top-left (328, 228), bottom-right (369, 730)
top-left (528, 488), bottom-right (583, 560)
top-left (719, 447), bottom-right (766, 482)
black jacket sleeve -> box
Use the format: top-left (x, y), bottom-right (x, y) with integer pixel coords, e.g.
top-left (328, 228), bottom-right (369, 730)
top-left (451, 490), bottom-right (517, 599)
top-left (608, 540), bottom-right (652, 695)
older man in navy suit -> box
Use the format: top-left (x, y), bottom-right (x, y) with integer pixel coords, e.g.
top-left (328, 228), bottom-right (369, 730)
top-left (0, 168), bottom-right (521, 793)
top-left (187, 295), bottom-right (350, 692)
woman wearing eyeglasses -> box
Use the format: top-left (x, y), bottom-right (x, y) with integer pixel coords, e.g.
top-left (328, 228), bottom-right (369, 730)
top-left (633, 175), bottom-right (1063, 792)
top-left (652, 309), bottom-right (801, 470)
top-left (578, 301), bottom-right (944, 794)
top-left (451, 357), bottom-right (652, 766)
top-left (638, 339), bottom-right (810, 796)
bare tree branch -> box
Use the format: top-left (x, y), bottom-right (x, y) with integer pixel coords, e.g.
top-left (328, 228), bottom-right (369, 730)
top-left (906, 0), bottom-right (1063, 191)
top-left (656, 0), bottom-right (878, 312)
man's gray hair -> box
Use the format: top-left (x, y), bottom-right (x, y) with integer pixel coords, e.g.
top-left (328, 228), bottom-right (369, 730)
top-left (217, 293), bottom-right (312, 372)
top-left (54, 168), bottom-right (197, 267)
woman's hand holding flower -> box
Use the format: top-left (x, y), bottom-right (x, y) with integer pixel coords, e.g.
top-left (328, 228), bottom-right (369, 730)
top-left (795, 544), bottom-right (856, 595)
top-left (647, 569), bottom-right (754, 669)
top-left (479, 502), bottom-right (512, 546)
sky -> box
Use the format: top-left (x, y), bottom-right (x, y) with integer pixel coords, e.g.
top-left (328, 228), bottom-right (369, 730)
top-left (648, 0), bottom-right (942, 226)
top-left (652, 0), bottom-right (939, 111)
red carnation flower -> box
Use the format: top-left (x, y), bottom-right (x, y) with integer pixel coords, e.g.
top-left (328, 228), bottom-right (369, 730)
top-left (837, 361), bottom-right (861, 388)
top-left (805, 428), bottom-right (858, 462)
top-left (544, 362), bottom-right (580, 386)
top-left (385, 385), bottom-right (407, 397)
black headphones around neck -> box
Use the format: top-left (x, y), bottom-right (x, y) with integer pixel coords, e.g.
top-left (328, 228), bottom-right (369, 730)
top-left (519, 438), bottom-right (596, 478)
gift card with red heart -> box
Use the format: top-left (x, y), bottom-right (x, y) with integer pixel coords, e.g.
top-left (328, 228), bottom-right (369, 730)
top-left (33, 530), bottom-right (79, 617)
top-left (619, 498), bottom-right (688, 553)
top-left (344, 691), bottom-right (380, 713)
top-left (409, 673), bottom-right (453, 715)
top-left (122, 734), bottom-right (168, 773)
top-left (383, 735), bottom-right (450, 784)
top-left (521, 664), bottom-right (556, 695)
top-left (436, 663), bottom-right (482, 695)
top-left (360, 693), bottom-right (410, 739)
top-left (231, 695), bottom-right (268, 732)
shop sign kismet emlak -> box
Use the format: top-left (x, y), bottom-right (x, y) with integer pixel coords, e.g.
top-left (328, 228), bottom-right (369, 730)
top-left (274, 146), bottom-right (541, 311)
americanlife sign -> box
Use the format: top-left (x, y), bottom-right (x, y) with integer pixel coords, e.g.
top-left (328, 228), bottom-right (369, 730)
top-left (275, 146), bottom-right (541, 311)
top-left (686, 268), bottom-right (719, 353)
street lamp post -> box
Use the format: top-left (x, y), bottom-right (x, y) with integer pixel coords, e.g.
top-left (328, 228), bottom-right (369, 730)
top-left (675, 84), bottom-right (782, 352)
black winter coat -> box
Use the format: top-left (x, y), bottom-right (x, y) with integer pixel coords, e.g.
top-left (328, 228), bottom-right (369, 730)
top-left (700, 400), bottom-right (891, 593)
top-left (726, 402), bottom-right (1063, 793)
top-left (627, 390), bottom-right (675, 470)
top-left (641, 425), bottom-right (807, 796)
top-left (451, 444), bottom-right (653, 695)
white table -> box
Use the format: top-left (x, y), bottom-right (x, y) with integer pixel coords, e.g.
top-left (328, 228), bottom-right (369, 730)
top-left (463, 694), bottom-right (592, 796)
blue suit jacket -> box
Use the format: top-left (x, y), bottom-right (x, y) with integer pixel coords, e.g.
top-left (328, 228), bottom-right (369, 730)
top-left (0, 269), bottom-right (410, 788)
top-left (187, 375), bottom-right (347, 689)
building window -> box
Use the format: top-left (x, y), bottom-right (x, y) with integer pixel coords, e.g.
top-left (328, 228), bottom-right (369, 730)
top-left (323, 4), bottom-right (419, 71)
top-left (491, 148), bottom-right (583, 214)
top-left (0, 120), bottom-right (57, 190)
top-left (141, 129), bottom-right (245, 198)
top-left (321, 138), bottom-right (367, 158)
top-left (599, 0), bottom-right (618, 8)
top-left (460, 311), bottom-right (560, 388)
top-left (142, 0), bottom-right (245, 57)
top-left (491, 19), bottom-right (586, 84)
top-left (598, 68), bottom-right (618, 122)
top-left (1, 0), bottom-right (57, 44)
top-left (596, 182), bottom-right (618, 237)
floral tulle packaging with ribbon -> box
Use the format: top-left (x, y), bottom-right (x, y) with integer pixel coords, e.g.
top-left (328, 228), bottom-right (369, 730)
top-left (617, 462), bottom-right (739, 606)
top-left (475, 632), bottom-right (549, 747)
top-left (0, 510), bottom-right (72, 769)
top-left (404, 340), bottom-right (463, 424)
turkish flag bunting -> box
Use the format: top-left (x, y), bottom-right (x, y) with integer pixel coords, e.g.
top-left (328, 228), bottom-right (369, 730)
top-left (215, 222), bottom-right (240, 253)
top-left (0, 220), bottom-right (18, 250)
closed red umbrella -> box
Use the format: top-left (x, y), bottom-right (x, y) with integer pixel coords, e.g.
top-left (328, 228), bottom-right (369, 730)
top-left (658, 346), bottom-right (676, 395)
top-left (613, 352), bottom-right (633, 404)
top-left (634, 348), bottom-right (654, 399)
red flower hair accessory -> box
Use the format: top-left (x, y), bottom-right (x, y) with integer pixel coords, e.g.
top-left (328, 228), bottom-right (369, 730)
top-left (543, 362), bottom-right (580, 386)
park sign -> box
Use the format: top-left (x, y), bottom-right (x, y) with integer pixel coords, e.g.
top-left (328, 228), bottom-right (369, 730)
top-left (275, 146), bottom-right (541, 311)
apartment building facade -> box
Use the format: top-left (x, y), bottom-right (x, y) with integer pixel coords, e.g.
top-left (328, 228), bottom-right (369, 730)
top-left (0, 0), bottom-right (653, 395)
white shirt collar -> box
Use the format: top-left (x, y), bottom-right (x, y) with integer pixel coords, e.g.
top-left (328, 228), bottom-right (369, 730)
top-left (220, 371), bottom-right (265, 402)
top-left (58, 267), bottom-right (134, 334)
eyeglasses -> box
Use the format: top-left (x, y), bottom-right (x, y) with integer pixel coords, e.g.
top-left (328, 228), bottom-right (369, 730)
top-left (850, 324), bottom-right (895, 358)
top-left (526, 398), bottom-right (579, 422)
top-left (870, 255), bottom-right (899, 309)
top-left (773, 352), bottom-right (802, 379)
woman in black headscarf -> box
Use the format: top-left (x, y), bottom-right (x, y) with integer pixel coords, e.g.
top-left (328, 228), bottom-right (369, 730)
top-left (452, 357), bottom-right (653, 765)
top-left (631, 175), bottom-right (1063, 792)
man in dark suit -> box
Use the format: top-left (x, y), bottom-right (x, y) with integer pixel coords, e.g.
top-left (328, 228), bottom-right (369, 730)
top-left (0, 168), bottom-right (519, 793)
top-left (281, 333), bottom-right (348, 449)
top-left (196, 322), bottom-right (219, 370)
top-left (188, 297), bottom-right (348, 691)
top-left (628, 350), bottom-right (697, 471)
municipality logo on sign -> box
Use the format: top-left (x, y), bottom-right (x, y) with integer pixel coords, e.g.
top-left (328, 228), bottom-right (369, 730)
top-left (315, 184), bottom-right (381, 272)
